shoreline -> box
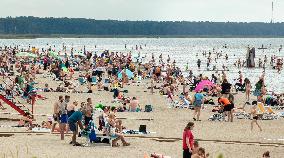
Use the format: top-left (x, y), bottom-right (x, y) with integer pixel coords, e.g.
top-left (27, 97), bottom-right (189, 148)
top-left (1, 34), bottom-right (284, 39)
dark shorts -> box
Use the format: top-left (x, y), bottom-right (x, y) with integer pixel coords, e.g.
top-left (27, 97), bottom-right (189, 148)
top-left (60, 114), bottom-right (68, 124)
top-left (224, 104), bottom-right (234, 111)
top-left (67, 110), bottom-right (75, 117)
top-left (53, 114), bottom-right (60, 123)
top-left (183, 149), bottom-right (192, 158)
top-left (68, 121), bottom-right (77, 132)
top-left (84, 116), bottom-right (92, 126)
top-left (253, 116), bottom-right (259, 120)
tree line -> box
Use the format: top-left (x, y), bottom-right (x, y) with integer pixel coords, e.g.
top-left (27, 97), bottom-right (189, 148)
top-left (0, 16), bottom-right (283, 36)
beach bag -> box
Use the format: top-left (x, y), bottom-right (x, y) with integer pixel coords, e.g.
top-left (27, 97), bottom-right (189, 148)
top-left (144, 105), bottom-right (153, 112)
top-left (89, 130), bottom-right (97, 142)
top-left (139, 125), bottom-right (147, 133)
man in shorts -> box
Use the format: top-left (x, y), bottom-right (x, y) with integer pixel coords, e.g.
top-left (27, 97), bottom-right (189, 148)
top-left (68, 110), bottom-right (84, 146)
top-left (58, 95), bottom-right (70, 140)
top-left (218, 97), bottom-right (234, 122)
top-left (51, 96), bottom-right (63, 133)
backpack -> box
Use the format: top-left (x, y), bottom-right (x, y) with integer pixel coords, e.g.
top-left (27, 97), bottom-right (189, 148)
top-left (144, 105), bottom-right (153, 112)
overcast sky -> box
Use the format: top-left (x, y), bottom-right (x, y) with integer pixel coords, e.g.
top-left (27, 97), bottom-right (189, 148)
top-left (0, 0), bottom-right (283, 22)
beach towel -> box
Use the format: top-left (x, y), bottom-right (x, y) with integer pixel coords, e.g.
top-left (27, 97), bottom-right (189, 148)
top-left (122, 129), bottom-right (156, 135)
top-left (31, 127), bottom-right (51, 133)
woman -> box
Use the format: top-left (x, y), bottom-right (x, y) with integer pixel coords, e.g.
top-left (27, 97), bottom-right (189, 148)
top-left (221, 79), bottom-right (231, 98)
top-left (254, 77), bottom-right (264, 102)
top-left (244, 78), bottom-right (251, 101)
top-left (107, 113), bottom-right (130, 147)
top-left (183, 122), bottom-right (195, 158)
top-left (192, 91), bottom-right (204, 121)
top-left (251, 105), bottom-right (262, 131)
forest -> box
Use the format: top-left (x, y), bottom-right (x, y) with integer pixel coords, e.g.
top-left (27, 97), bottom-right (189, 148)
top-left (0, 16), bottom-right (283, 37)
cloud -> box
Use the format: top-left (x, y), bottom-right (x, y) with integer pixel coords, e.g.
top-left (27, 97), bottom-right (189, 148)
top-left (0, 0), bottom-right (283, 22)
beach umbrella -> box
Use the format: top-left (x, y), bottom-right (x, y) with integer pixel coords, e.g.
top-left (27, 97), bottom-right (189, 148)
top-left (16, 52), bottom-right (37, 58)
top-left (117, 69), bottom-right (134, 79)
top-left (194, 80), bottom-right (214, 92)
top-left (49, 51), bottom-right (61, 60)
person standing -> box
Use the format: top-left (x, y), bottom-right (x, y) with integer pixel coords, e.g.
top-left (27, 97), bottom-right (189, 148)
top-left (84, 98), bottom-right (93, 127)
top-left (221, 79), bottom-right (231, 98)
top-left (254, 77), bottom-right (265, 102)
top-left (51, 96), bottom-right (63, 133)
top-left (197, 59), bottom-right (201, 69)
top-left (192, 91), bottom-right (204, 121)
top-left (58, 95), bottom-right (69, 140)
top-left (244, 78), bottom-right (252, 102)
top-left (218, 97), bottom-right (234, 122)
top-left (183, 122), bottom-right (195, 158)
top-left (251, 104), bottom-right (262, 131)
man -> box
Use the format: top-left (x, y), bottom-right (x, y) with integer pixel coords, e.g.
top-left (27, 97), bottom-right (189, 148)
top-left (51, 96), bottom-right (63, 133)
top-left (68, 110), bottom-right (84, 146)
top-left (218, 97), bottom-right (234, 122)
top-left (84, 98), bottom-right (93, 127)
top-left (58, 95), bottom-right (70, 140)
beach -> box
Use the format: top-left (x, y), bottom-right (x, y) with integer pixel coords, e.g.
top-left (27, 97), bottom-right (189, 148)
top-left (0, 38), bottom-right (283, 158)
top-left (0, 76), bottom-right (284, 158)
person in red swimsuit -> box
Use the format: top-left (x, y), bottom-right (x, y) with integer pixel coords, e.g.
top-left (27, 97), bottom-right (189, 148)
top-left (183, 122), bottom-right (195, 158)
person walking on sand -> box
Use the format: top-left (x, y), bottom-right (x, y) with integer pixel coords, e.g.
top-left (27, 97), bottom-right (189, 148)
top-left (192, 91), bottom-right (204, 121)
top-left (251, 104), bottom-right (262, 131)
top-left (183, 122), bottom-right (195, 158)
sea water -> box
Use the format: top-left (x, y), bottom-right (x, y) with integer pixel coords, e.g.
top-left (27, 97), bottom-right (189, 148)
top-left (0, 38), bottom-right (283, 93)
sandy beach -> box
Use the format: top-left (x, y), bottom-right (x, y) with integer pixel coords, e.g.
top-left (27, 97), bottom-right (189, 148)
top-left (0, 72), bottom-right (284, 158)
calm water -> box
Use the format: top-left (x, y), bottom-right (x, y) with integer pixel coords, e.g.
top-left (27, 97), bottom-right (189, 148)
top-left (0, 38), bottom-right (283, 93)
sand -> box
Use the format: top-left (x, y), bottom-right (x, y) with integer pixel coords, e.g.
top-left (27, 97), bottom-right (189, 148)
top-left (0, 73), bottom-right (284, 158)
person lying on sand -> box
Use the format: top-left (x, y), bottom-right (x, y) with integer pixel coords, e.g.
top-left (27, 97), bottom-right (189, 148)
top-left (150, 153), bottom-right (171, 158)
top-left (18, 113), bottom-right (34, 130)
top-left (191, 147), bottom-right (209, 158)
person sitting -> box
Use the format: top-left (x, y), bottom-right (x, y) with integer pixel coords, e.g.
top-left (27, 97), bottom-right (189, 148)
top-left (43, 83), bottom-right (53, 92)
top-left (191, 147), bottom-right (208, 158)
top-left (18, 113), bottom-right (34, 130)
top-left (129, 97), bottom-right (140, 112)
top-left (107, 113), bottom-right (130, 147)
top-left (263, 151), bottom-right (270, 158)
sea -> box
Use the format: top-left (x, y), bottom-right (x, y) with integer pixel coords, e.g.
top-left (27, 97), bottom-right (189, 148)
top-left (0, 38), bottom-right (283, 93)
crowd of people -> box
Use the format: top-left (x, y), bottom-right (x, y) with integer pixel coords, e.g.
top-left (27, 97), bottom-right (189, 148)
top-left (0, 43), bottom-right (282, 157)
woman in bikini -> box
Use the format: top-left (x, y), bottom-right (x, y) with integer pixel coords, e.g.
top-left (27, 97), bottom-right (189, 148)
top-left (251, 105), bottom-right (262, 131)
top-left (244, 78), bottom-right (251, 102)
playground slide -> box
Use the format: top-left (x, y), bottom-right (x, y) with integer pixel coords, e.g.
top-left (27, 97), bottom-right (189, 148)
top-left (0, 94), bottom-right (32, 119)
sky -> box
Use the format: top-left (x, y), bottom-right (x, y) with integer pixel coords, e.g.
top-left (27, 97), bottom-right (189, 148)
top-left (0, 0), bottom-right (283, 22)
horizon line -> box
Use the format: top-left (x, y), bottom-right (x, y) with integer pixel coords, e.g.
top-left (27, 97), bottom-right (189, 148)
top-left (1, 16), bottom-right (283, 23)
